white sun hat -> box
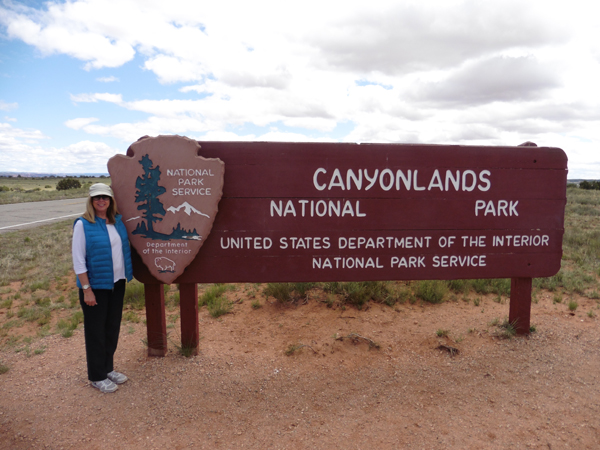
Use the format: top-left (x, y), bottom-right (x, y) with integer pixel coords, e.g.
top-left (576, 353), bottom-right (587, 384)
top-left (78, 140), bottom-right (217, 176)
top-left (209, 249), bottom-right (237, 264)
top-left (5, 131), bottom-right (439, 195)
top-left (89, 183), bottom-right (114, 198)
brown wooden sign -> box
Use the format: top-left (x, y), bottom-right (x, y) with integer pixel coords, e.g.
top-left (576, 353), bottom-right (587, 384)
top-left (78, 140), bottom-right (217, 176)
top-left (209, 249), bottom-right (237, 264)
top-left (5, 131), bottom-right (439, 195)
top-left (128, 141), bottom-right (567, 284)
top-left (109, 139), bottom-right (567, 354)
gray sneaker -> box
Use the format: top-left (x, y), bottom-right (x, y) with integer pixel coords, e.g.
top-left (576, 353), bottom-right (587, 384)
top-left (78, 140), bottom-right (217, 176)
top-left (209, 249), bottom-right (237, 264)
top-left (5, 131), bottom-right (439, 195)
top-left (91, 378), bottom-right (118, 393)
top-left (107, 370), bottom-right (128, 385)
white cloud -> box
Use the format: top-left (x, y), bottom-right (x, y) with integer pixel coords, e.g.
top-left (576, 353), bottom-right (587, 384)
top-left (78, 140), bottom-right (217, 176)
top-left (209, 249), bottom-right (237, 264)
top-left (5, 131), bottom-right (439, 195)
top-left (70, 93), bottom-right (123, 104)
top-left (409, 56), bottom-right (560, 106)
top-left (0, 122), bottom-right (48, 145)
top-left (1, 0), bottom-right (600, 177)
top-left (3, 13), bottom-right (135, 69)
top-left (0, 101), bottom-right (18, 111)
top-left (57, 140), bottom-right (122, 172)
top-left (143, 55), bottom-right (207, 84)
top-left (0, 121), bottom-right (120, 173)
top-left (306, 1), bottom-right (570, 75)
top-left (65, 117), bottom-right (100, 130)
top-left (96, 76), bottom-right (119, 82)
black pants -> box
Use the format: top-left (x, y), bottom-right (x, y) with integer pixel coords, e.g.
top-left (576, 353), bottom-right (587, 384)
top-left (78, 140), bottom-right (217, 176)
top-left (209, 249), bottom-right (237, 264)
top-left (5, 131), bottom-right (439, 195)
top-left (79, 279), bottom-right (126, 382)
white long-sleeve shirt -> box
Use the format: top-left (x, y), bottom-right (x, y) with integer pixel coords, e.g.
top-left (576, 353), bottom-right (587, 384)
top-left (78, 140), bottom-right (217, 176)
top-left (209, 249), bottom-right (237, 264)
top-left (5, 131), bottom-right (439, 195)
top-left (72, 220), bottom-right (126, 283)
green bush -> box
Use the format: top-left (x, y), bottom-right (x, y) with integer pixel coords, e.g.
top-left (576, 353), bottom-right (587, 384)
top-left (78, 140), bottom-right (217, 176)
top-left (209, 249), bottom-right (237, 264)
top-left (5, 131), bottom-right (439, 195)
top-left (122, 311), bottom-right (140, 323)
top-left (200, 284), bottom-right (233, 318)
top-left (447, 279), bottom-right (469, 294)
top-left (199, 284), bottom-right (229, 306)
top-left (17, 306), bottom-right (51, 324)
top-left (263, 283), bottom-right (295, 302)
top-left (166, 290), bottom-right (180, 309)
top-left (321, 280), bottom-right (401, 308)
top-left (416, 280), bottom-right (447, 304)
top-left (57, 311), bottom-right (83, 337)
top-left (34, 297), bottom-right (51, 307)
top-left (56, 178), bottom-right (82, 191)
top-left (123, 281), bottom-right (145, 310)
top-left (470, 278), bottom-right (510, 296)
top-left (579, 180), bottom-right (600, 190)
top-left (263, 282), bottom-right (316, 303)
top-left (343, 281), bottom-right (390, 308)
top-left (207, 295), bottom-right (232, 318)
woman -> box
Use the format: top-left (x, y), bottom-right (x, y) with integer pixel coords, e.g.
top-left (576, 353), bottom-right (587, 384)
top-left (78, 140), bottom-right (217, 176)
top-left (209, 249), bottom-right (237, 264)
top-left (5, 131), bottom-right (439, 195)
top-left (72, 183), bottom-right (133, 393)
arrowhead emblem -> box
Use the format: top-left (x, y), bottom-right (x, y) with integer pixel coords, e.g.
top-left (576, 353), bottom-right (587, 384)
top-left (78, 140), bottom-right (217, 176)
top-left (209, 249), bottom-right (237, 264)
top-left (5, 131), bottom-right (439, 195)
top-left (108, 135), bottom-right (224, 284)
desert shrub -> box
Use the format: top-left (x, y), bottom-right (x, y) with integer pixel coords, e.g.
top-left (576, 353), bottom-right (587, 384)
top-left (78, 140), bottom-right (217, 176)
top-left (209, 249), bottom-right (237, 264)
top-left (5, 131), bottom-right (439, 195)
top-left (344, 281), bottom-right (390, 308)
top-left (496, 318), bottom-right (517, 339)
top-left (340, 282), bottom-right (373, 308)
top-left (416, 280), bottom-right (447, 304)
top-left (0, 299), bottom-right (13, 309)
top-left (563, 227), bottom-right (600, 265)
top-left (123, 281), bottom-right (145, 310)
top-left (28, 279), bottom-right (51, 292)
top-left (534, 274), bottom-right (561, 291)
top-left (470, 278), bottom-right (510, 296)
top-left (294, 282), bottom-right (316, 297)
top-left (166, 290), bottom-right (180, 308)
top-left (17, 305), bottom-right (51, 324)
top-left (57, 311), bottom-right (83, 337)
top-left (122, 311), bottom-right (140, 323)
top-left (562, 269), bottom-right (595, 294)
top-left (263, 282), bottom-right (316, 303)
top-left (322, 280), bottom-right (400, 309)
top-left (199, 284), bottom-right (229, 306)
top-left (34, 297), bottom-right (51, 307)
top-left (447, 279), bottom-right (469, 294)
top-left (579, 180), bottom-right (600, 190)
top-left (56, 178), bottom-right (81, 191)
top-left (263, 283), bottom-right (294, 302)
top-left (207, 296), bottom-right (232, 318)
top-left (200, 284), bottom-right (233, 318)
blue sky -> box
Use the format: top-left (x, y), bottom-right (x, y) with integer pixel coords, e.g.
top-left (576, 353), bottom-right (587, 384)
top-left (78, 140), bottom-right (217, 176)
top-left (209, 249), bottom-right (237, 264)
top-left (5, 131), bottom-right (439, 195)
top-left (1, 0), bottom-right (600, 177)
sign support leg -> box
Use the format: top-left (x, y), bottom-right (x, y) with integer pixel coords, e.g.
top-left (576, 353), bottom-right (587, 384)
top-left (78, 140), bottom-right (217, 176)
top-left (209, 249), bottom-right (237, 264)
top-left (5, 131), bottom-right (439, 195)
top-left (509, 277), bottom-right (532, 335)
top-left (179, 283), bottom-right (199, 356)
top-left (144, 283), bottom-right (168, 356)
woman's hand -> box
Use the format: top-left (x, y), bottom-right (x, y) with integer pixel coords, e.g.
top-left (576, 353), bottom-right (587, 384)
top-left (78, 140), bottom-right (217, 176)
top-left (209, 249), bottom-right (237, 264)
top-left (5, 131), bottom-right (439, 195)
top-left (83, 289), bottom-right (97, 306)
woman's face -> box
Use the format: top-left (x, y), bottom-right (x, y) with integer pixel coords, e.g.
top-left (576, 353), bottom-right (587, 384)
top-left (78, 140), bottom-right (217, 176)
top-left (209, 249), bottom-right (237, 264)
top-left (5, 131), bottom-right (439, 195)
top-left (92, 195), bottom-right (111, 216)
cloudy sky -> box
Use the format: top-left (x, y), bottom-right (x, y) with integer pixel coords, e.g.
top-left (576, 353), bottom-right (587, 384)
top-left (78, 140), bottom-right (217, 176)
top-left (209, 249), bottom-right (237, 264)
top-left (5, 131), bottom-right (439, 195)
top-left (1, 0), bottom-right (599, 178)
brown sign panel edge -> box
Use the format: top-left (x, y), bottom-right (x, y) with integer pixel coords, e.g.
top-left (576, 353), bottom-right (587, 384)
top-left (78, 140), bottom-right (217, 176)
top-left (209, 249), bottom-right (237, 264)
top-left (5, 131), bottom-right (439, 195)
top-left (109, 139), bottom-right (567, 285)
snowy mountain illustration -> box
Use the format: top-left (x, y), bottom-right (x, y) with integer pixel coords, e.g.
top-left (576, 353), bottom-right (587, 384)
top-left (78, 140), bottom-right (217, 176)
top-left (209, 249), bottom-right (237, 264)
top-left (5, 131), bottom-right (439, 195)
top-left (131, 155), bottom-right (201, 241)
top-left (167, 201), bottom-right (210, 218)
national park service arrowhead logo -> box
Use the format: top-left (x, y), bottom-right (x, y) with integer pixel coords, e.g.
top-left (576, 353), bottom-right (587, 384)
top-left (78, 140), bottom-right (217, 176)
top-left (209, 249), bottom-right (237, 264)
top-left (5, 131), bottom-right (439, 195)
top-left (108, 135), bottom-right (224, 284)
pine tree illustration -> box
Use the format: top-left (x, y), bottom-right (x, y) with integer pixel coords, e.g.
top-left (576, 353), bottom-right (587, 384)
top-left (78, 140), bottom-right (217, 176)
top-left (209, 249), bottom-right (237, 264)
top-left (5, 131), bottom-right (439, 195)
top-left (135, 154), bottom-right (166, 235)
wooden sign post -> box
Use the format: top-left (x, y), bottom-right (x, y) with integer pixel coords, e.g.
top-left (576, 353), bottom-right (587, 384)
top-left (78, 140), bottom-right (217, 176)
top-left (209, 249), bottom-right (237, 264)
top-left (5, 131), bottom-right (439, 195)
top-left (109, 138), bottom-right (567, 356)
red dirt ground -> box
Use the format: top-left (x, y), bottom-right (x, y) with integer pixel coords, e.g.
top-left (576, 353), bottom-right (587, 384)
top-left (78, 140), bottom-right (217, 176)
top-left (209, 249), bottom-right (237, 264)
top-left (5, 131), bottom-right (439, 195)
top-left (1, 286), bottom-right (599, 449)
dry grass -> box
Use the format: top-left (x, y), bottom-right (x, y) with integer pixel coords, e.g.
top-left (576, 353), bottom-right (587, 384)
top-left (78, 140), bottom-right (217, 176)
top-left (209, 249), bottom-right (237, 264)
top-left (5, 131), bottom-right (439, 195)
top-left (0, 221), bottom-right (74, 287)
top-left (0, 185), bottom-right (599, 353)
top-left (0, 176), bottom-right (108, 205)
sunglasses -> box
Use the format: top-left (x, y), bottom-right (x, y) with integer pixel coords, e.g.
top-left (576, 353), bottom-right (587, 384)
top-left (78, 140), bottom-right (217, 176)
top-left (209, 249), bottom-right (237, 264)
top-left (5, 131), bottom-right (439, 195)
top-left (92, 195), bottom-right (111, 201)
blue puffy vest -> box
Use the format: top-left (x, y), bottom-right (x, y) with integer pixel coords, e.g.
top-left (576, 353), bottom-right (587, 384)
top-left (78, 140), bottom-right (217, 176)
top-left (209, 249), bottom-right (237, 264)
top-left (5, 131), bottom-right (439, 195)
top-left (75, 215), bottom-right (133, 289)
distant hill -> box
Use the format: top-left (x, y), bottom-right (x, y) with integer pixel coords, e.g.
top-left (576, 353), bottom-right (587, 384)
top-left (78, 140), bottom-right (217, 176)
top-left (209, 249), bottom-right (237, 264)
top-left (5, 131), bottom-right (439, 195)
top-left (0, 172), bottom-right (109, 178)
top-left (0, 171), bottom-right (592, 183)
top-left (568, 179), bottom-right (597, 185)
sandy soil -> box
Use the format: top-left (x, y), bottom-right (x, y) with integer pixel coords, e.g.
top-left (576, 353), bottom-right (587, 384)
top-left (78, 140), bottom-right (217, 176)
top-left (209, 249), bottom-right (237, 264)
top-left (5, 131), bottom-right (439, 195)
top-left (1, 286), bottom-right (600, 450)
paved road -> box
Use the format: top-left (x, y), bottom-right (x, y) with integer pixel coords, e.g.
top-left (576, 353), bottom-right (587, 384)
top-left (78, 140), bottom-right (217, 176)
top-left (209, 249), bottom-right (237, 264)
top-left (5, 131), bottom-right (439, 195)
top-left (0, 198), bottom-right (87, 234)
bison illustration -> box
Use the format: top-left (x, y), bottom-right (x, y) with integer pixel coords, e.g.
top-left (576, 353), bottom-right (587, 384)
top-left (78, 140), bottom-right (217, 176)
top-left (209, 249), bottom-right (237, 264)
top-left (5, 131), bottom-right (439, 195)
top-left (155, 257), bottom-right (176, 272)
